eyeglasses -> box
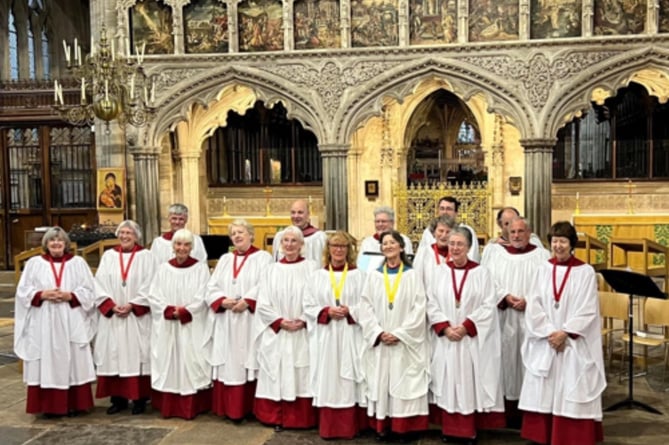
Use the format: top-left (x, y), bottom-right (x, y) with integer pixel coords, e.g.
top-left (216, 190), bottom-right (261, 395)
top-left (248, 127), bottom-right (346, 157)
top-left (329, 244), bottom-right (348, 249)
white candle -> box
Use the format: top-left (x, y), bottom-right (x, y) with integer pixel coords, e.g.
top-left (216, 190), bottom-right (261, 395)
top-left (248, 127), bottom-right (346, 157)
top-left (66, 44), bottom-right (71, 64)
top-left (57, 84), bottom-right (64, 105)
top-left (129, 74), bottom-right (135, 99)
top-left (77, 46), bottom-right (82, 65)
top-left (73, 38), bottom-right (78, 61)
top-left (53, 80), bottom-right (58, 103)
top-left (62, 40), bottom-right (68, 60)
top-left (90, 36), bottom-right (95, 56)
top-left (81, 78), bottom-right (85, 102)
top-left (141, 41), bottom-right (146, 62)
top-left (104, 79), bottom-right (109, 101)
top-left (150, 81), bottom-right (155, 103)
top-left (111, 39), bottom-right (115, 61)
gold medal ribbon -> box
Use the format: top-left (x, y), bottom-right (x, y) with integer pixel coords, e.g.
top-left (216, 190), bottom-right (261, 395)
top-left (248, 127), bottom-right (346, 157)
top-left (383, 263), bottom-right (404, 308)
top-left (328, 263), bottom-right (348, 306)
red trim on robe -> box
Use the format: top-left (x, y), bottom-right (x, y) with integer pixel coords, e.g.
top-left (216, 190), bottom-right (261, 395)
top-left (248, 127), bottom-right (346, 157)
top-left (324, 263), bottom-right (357, 271)
top-left (68, 293), bottom-right (81, 308)
top-left (152, 388), bottom-right (212, 419)
top-left (368, 414), bottom-right (429, 434)
top-left (178, 308), bottom-right (193, 324)
top-left (346, 313), bottom-right (356, 325)
top-left (164, 306), bottom-right (176, 320)
top-left (301, 224), bottom-right (319, 237)
top-left (433, 321), bottom-right (450, 336)
top-left (254, 397), bottom-right (317, 428)
top-left (429, 404), bottom-right (505, 438)
top-left (270, 318), bottom-right (283, 333)
top-left (95, 375), bottom-right (152, 400)
top-left (319, 406), bottom-right (369, 439)
top-left (168, 256), bottom-right (198, 268)
top-left (318, 307), bottom-right (331, 324)
top-left (568, 332), bottom-right (580, 339)
top-left (211, 297), bottom-right (225, 313)
top-left (131, 304), bottom-right (150, 317)
top-left (41, 253), bottom-right (75, 262)
top-left (244, 298), bottom-right (256, 313)
top-left (503, 244), bottom-right (537, 254)
top-left (98, 298), bottom-right (116, 317)
top-left (113, 244), bottom-right (145, 253)
top-left (463, 318), bottom-right (477, 337)
top-left (31, 292), bottom-right (43, 307)
top-left (521, 411), bottom-right (604, 445)
top-left (162, 232), bottom-right (174, 241)
top-left (211, 380), bottom-right (256, 420)
top-left (26, 383), bottom-right (94, 415)
top-left (549, 255), bottom-right (585, 267)
top-left (498, 298), bottom-right (509, 310)
top-left (279, 257), bottom-right (305, 264)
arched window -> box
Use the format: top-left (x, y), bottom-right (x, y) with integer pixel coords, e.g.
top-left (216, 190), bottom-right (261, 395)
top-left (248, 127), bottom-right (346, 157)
top-left (7, 1), bottom-right (50, 81)
top-left (9, 11), bottom-right (18, 80)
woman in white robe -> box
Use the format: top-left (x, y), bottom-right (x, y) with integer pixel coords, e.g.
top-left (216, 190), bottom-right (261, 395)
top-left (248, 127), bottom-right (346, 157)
top-left (519, 221), bottom-right (605, 445)
top-left (357, 230), bottom-right (429, 440)
top-left (254, 225), bottom-right (319, 431)
top-left (148, 229), bottom-right (212, 419)
top-left (94, 220), bottom-right (157, 415)
top-left (14, 227), bottom-right (96, 417)
top-left (412, 215), bottom-right (455, 289)
top-left (204, 219), bottom-right (272, 421)
top-left (427, 227), bottom-right (505, 444)
top-left (304, 231), bottom-right (367, 439)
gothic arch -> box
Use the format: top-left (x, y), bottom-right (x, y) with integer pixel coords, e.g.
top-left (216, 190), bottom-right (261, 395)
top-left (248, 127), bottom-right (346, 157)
top-left (336, 59), bottom-right (533, 144)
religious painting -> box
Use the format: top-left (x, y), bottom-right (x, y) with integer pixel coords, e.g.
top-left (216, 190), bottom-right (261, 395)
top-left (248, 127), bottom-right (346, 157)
top-left (410, 0), bottom-right (457, 45)
top-left (530, 0), bottom-right (581, 39)
top-left (184, 0), bottom-right (229, 54)
top-left (659, 0), bottom-right (669, 33)
top-left (351, 0), bottom-right (399, 48)
top-left (593, 0), bottom-right (645, 35)
top-left (130, 0), bottom-right (174, 54)
top-left (468, 0), bottom-right (519, 42)
top-left (294, 0), bottom-right (341, 50)
top-left (238, 0), bottom-right (283, 52)
top-left (97, 168), bottom-right (124, 211)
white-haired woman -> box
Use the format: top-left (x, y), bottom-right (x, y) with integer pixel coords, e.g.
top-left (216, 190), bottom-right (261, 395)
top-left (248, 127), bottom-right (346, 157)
top-left (204, 219), bottom-right (272, 421)
top-left (14, 227), bottom-right (96, 417)
top-left (148, 229), bottom-right (212, 419)
top-left (93, 219), bottom-right (157, 415)
top-left (253, 225), bottom-right (319, 431)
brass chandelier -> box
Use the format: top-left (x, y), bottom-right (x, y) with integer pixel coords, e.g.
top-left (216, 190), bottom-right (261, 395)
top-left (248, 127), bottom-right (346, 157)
top-left (53, 26), bottom-right (156, 133)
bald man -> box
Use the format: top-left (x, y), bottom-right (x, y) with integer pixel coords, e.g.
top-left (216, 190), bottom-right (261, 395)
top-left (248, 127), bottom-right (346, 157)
top-left (272, 199), bottom-right (327, 265)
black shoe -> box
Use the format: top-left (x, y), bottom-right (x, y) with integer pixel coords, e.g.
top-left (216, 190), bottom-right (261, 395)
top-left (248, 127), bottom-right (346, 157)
top-left (375, 432), bottom-right (388, 442)
top-left (131, 400), bottom-right (146, 415)
top-left (67, 410), bottom-right (80, 417)
top-left (231, 417), bottom-right (244, 425)
top-left (273, 425), bottom-right (283, 432)
top-left (106, 404), bottom-right (125, 415)
top-left (41, 413), bottom-right (63, 419)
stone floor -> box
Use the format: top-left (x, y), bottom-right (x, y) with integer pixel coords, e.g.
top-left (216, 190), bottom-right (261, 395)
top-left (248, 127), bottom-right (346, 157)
top-left (0, 293), bottom-right (669, 443)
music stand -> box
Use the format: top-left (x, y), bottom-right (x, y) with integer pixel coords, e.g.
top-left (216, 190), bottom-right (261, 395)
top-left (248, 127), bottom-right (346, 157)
top-left (600, 268), bottom-right (667, 414)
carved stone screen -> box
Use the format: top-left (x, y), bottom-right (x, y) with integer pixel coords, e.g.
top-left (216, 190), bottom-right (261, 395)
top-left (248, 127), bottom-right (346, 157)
top-left (351, 0), bottom-right (399, 47)
top-left (130, 0), bottom-right (174, 54)
top-left (593, 0), bottom-right (645, 35)
top-left (530, 0), bottom-right (581, 39)
top-left (184, 0), bottom-right (229, 54)
top-left (294, 0), bottom-right (340, 49)
top-left (238, 0), bottom-right (283, 52)
top-left (468, 0), bottom-right (519, 42)
top-left (410, 0), bottom-right (457, 45)
top-left (660, 0), bottom-right (669, 33)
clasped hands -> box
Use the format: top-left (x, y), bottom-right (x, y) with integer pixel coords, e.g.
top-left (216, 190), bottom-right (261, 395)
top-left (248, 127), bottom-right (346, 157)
top-left (505, 294), bottom-right (526, 311)
top-left (280, 319), bottom-right (306, 332)
top-left (113, 303), bottom-right (133, 318)
top-left (548, 330), bottom-right (568, 352)
top-left (41, 288), bottom-right (73, 303)
top-left (221, 297), bottom-right (249, 313)
top-left (327, 304), bottom-right (350, 320)
top-left (380, 331), bottom-right (399, 346)
top-left (443, 325), bottom-right (467, 342)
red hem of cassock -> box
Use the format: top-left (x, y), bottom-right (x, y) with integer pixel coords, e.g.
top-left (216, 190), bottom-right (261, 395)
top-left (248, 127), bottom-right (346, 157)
top-left (95, 375), bottom-right (152, 400)
top-left (151, 388), bottom-right (212, 419)
top-left (369, 414), bottom-right (429, 434)
top-left (521, 411), bottom-right (604, 445)
top-left (26, 384), bottom-right (94, 415)
top-left (254, 397), bottom-right (317, 428)
top-left (429, 404), bottom-right (506, 438)
top-left (212, 380), bottom-right (257, 420)
top-left (318, 406), bottom-right (369, 439)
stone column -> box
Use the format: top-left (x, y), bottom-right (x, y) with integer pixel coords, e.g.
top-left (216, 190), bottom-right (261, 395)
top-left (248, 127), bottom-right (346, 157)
top-left (521, 138), bottom-right (555, 241)
top-left (229, 0), bottom-right (239, 53)
top-left (283, 0), bottom-right (293, 51)
top-left (398, 0), bottom-right (408, 47)
top-left (519, 0), bottom-right (529, 40)
top-left (128, 144), bottom-right (162, 242)
top-left (177, 152), bottom-right (203, 234)
top-left (583, 0), bottom-right (594, 37)
top-left (341, 0), bottom-right (351, 49)
top-left (457, 0), bottom-right (468, 43)
top-left (319, 144), bottom-right (350, 231)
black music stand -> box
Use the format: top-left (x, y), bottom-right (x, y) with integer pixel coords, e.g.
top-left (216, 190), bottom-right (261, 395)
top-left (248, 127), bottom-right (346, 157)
top-left (600, 268), bottom-right (667, 414)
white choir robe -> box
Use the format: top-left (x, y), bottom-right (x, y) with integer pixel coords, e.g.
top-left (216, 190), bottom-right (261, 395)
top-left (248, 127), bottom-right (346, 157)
top-left (480, 233), bottom-right (545, 264)
top-left (304, 266), bottom-right (367, 439)
top-left (356, 265), bottom-right (429, 434)
top-left (272, 226), bottom-right (326, 265)
top-left (426, 261), bottom-right (505, 438)
top-left (356, 234), bottom-right (414, 273)
top-left (94, 247), bottom-right (157, 401)
top-left (150, 233), bottom-right (208, 264)
top-left (14, 254), bottom-right (96, 415)
top-left (203, 247), bottom-right (273, 420)
top-left (148, 258), bottom-right (213, 419)
top-left (412, 243), bottom-right (449, 290)
top-left (519, 257), bottom-right (606, 445)
top-left (253, 258), bottom-right (320, 428)
top-left (480, 243), bottom-right (550, 403)
top-left (418, 224), bottom-right (480, 262)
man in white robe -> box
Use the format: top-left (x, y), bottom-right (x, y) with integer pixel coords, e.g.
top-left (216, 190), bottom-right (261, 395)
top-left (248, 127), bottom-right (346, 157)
top-left (480, 217), bottom-right (549, 427)
top-left (481, 207), bottom-right (544, 264)
top-left (417, 196), bottom-right (480, 262)
top-left (357, 206), bottom-right (414, 272)
top-left (272, 199), bottom-right (326, 265)
top-left (150, 203), bottom-right (207, 263)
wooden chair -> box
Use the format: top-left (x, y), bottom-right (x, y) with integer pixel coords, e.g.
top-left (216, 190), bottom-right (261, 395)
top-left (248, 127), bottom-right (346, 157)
top-left (79, 238), bottom-right (120, 273)
top-left (621, 297), bottom-right (669, 384)
top-left (599, 290), bottom-right (629, 369)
